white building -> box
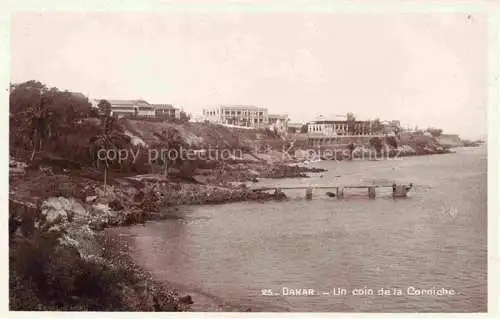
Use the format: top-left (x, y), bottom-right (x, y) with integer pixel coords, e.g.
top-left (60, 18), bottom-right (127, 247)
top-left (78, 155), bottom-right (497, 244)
top-left (307, 120), bottom-right (375, 136)
top-left (202, 105), bottom-right (269, 128)
top-left (190, 114), bottom-right (206, 123)
top-left (151, 104), bottom-right (180, 119)
top-left (106, 99), bottom-right (155, 118)
top-left (268, 114), bottom-right (289, 125)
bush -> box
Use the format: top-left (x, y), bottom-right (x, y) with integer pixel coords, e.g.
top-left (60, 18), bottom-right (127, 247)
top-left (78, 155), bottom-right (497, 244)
top-left (369, 137), bottom-right (383, 154)
top-left (385, 136), bottom-right (399, 148)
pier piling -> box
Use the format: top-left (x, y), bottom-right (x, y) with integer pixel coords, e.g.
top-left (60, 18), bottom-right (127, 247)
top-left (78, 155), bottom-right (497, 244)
top-left (305, 187), bottom-right (313, 200)
top-left (336, 187), bottom-right (344, 199)
top-left (368, 186), bottom-right (376, 199)
top-left (253, 183), bottom-right (411, 200)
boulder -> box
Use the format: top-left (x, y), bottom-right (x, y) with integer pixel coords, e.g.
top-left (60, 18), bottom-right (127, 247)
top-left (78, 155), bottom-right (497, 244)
top-left (85, 195), bottom-right (97, 203)
top-left (37, 197), bottom-right (102, 258)
top-left (9, 159), bottom-right (28, 175)
top-left (179, 295), bottom-right (193, 304)
top-left (40, 197), bottom-right (87, 227)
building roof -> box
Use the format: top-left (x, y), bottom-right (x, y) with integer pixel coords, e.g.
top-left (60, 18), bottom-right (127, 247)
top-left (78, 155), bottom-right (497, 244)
top-left (108, 100), bottom-right (135, 105)
top-left (309, 120), bottom-right (370, 125)
top-left (268, 114), bottom-right (289, 118)
top-left (151, 104), bottom-right (175, 109)
top-left (219, 105), bottom-right (265, 109)
top-left (107, 99), bottom-right (150, 105)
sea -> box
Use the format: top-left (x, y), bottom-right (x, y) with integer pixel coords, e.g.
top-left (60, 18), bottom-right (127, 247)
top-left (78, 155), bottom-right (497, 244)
top-left (111, 145), bottom-right (487, 312)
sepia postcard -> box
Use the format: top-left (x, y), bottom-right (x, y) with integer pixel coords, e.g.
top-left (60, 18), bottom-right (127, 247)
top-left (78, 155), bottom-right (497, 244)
top-left (4, 1), bottom-right (499, 318)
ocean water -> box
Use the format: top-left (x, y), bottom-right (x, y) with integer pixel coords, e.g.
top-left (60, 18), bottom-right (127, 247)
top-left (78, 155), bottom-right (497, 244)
top-left (114, 146), bottom-right (487, 312)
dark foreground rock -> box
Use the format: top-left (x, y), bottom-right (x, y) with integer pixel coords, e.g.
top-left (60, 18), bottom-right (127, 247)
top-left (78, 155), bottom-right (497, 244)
top-left (195, 161), bottom-right (327, 184)
top-left (144, 181), bottom-right (288, 207)
top-left (258, 164), bottom-right (326, 179)
top-left (9, 197), bottom-right (189, 311)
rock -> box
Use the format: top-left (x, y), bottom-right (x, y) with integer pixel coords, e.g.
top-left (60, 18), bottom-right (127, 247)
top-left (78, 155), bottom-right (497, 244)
top-left (109, 199), bottom-right (124, 211)
top-left (134, 190), bottom-right (145, 202)
top-left (85, 195), bottom-right (97, 203)
top-left (90, 203), bottom-right (114, 227)
top-left (247, 169), bottom-right (260, 177)
top-left (39, 165), bottom-right (53, 175)
top-left (179, 295), bottom-right (193, 304)
top-left (36, 197), bottom-right (103, 258)
top-left (41, 197), bottom-right (87, 226)
top-left (9, 158), bottom-right (28, 175)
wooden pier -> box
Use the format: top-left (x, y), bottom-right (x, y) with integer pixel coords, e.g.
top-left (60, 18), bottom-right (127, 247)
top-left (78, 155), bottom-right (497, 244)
top-left (252, 183), bottom-right (412, 199)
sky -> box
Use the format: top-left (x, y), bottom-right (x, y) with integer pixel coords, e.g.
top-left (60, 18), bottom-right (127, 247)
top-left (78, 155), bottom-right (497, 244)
top-left (11, 11), bottom-right (489, 139)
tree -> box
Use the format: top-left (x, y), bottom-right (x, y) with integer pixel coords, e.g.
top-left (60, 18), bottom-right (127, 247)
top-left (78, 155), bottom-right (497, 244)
top-left (300, 124), bottom-right (308, 134)
top-left (347, 142), bottom-right (355, 160)
top-left (151, 127), bottom-right (186, 177)
top-left (10, 81), bottom-right (92, 160)
top-left (346, 113), bottom-right (356, 135)
top-left (179, 111), bottom-right (190, 123)
top-left (425, 127), bottom-right (443, 138)
top-left (385, 136), bottom-right (399, 148)
top-left (393, 126), bottom-right (401, 138)
top-left (10, 81), bottom-right (48, 154)
top-left (161, 129), bottom-right (169, 176)
top-left (369, 137), bottom-right (384, 156)
top-left (372, 118), bottom-right (383, 134)
top-left (89, 108), bottom-right (99, 118)
top-left (10, 80), bottom-right (137, 174)
top-left (97, 100), bottom-right (111, 117)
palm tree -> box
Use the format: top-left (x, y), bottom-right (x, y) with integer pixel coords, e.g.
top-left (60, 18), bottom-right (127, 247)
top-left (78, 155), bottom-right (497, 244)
top-left (346, 112), bottom-right (356, 136)
top-left (372, 118), bottom-right (383, 135)
top-left (97, 99), bottom-right (112, 117)
top-left (29, 97), bottom-right (49, 161)
top-left (91, 116), bottom-right (119, 195)
top-left (347, 142), bottom-right (355, 160)
top-left (161, 129), bottom-right (169, 177)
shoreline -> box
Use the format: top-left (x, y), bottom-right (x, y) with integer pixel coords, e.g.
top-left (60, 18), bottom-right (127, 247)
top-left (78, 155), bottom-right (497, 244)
top-left (8, 79), bottom-right (479, 311)
top-left (104, 227), bottom-right (258, 312)
top-left (9, 148), bottom-right (454, 311)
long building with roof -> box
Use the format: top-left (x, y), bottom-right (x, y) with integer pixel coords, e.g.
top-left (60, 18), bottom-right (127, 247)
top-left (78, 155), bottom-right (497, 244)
top-left (202, 105), bottom-right (269, 128)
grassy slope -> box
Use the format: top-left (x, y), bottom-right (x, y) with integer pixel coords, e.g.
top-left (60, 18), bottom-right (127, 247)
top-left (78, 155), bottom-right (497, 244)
top-left (121, 119), bottom-right (285, 151)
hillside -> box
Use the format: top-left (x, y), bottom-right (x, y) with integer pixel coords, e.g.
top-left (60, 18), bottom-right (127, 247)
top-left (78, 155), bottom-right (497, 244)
top-left (121, 119), bottom-right (452, 162)
top-left (121, 119), bottom-right (286, 152)
top-left (437, 134), bottom-right (463, 148)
